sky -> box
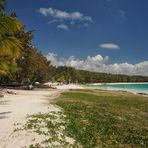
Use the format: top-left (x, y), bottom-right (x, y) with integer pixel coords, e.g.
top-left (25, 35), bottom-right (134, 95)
top-left (7, 0), bottom-right (148, 76)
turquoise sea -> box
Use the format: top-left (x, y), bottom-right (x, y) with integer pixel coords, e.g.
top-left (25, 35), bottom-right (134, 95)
top-left (91, 83), bottom-right (148, 95)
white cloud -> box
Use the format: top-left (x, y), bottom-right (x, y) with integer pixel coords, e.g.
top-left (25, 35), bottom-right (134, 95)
top-left (47, 19), bottom-right (59, 24)
top-left (38, 7), bottom-right (92, 29)
top-left (100, 43), bottom-right (120, 50)
top-left (46, 53), bottom-right (108, 67)
top-left (46, 52), bottom-right (148, 76)
top-left (57, 24), bottom-right (68, 31)
top-left (38, 7), bottom-right (92, 22)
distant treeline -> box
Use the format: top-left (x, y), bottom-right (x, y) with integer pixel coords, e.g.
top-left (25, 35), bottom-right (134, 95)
top-left (51, 66), bottom-right (148, 83)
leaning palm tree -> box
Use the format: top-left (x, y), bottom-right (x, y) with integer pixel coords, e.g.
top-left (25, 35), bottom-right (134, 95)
top-left (0, 0), bottom-right (23, 97)
top-left (0, 14), bottom-right (23, 57)
top-left (0, 0), bottom-right (23, 76)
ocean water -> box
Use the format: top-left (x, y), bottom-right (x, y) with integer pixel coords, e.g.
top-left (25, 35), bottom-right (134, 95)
top-left (93, 83), bottom-right (148, 94)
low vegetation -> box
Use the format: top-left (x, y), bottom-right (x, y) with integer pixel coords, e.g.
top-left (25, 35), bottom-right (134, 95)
top-left (56, 90), bottom-right (148, 148)
top-left (17, 111), bottom-right (80, 147)
top-left (16, 90), bottom-right (148, 147)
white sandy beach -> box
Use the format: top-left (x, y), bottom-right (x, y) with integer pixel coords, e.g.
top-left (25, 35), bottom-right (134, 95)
top-left (55, 84), bottom-right (85, 89)
top-left (1, 83), bottom-right (146, 147)
top-left (0, 89), bottom-right (62, 148)
top-left (0, 84), bottom-right (84, 147)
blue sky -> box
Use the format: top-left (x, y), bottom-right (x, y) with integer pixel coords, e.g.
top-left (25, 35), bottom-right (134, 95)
top-left (7, 0), bottom-right (148, 75)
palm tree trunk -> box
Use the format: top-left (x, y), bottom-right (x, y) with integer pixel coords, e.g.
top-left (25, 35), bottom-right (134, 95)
top-left (0, 87), bottom-right (4, 97)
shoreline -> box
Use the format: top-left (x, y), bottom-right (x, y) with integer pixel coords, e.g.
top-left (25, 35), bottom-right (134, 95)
top-left (89, 82), bottom-right (148, 86)
top-left (86, 84), bottom-right (148, 96)
top-left (49, 83), bottom-right (148, 97)
top-left (45, 83), bottom-right (148, 97)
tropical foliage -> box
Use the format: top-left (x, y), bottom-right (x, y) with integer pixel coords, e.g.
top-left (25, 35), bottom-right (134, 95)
top-left (0, 0), bottom-right (23, 76)
top-left (0, 26), bottom-right (53, 84)
top-left (0, 1), bottom-right (52, 84)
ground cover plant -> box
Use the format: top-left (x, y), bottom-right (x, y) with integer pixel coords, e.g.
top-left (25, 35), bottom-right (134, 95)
top-left (19, 90), bottom-right (148, 148)
top-left (56, 90), bottom-right (148, 148)
top-left (16, 111), bottom-right (80, 147)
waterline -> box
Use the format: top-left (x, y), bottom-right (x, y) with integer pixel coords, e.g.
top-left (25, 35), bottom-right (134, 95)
top-left (90, 83), bottom-right (148, 95)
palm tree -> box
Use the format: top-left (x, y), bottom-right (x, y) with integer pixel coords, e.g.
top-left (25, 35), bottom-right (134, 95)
top-left (0, 56), bottom-right (17, 75)
top-left (0, 14), bottom-right (23, 56)
top-left (0, 0), bottom-right (23, 76)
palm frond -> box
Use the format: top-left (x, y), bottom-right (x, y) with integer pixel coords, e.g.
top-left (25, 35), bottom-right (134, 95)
top-left (0, 56), bottom-right (17, 75)
top-left (0, 15), bottom-right (23, 35)
top-left (0, 13), bottom-right (23, 76)
top-left (0, 56), bottom-right (10, 75)
top-left (0, 36), bottom-right (22, 57)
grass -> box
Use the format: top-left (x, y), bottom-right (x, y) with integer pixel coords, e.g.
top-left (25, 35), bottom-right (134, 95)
top-left (56, 90), bottom-right (148, 148)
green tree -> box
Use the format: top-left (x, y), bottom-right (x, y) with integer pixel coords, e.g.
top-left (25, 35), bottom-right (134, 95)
top-left (13, 29), bottom-right (52, 84)
top-left (16, 47), bottom-right (52, 84)
top-left (0, 0), bottom-right (23, 76)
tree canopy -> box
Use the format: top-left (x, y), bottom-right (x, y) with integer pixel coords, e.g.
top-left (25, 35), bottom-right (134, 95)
top-left (51, 66), bottom-right (148, 83)
top-left (0, 2), bottom-right (52, 84)
top-left (0, 0), bottom-right (23, 76)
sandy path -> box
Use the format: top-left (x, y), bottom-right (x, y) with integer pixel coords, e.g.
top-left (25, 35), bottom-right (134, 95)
top-left (0, 89), bottom-right (61, 148)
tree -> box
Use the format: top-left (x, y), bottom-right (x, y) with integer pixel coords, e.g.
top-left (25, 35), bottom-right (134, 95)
top-left (0, 10), bottom-right (53, 85)
top-left (51, 66), bottom-right (148, 83)
top-left (0, 0), bottom-right (23, 76)
top-left (12, 29), bottom-right (52, 84)
top-left (16, 47), bottom-right (52, 84)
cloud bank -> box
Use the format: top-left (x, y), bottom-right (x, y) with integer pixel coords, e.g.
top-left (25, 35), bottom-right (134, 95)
top-left (46, 53), bottom-right (148, 76)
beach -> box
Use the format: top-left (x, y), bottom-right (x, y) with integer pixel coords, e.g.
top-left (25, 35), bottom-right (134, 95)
top-left (53, 84), bottom-right (85, 90)
top-left (0, 84), bottom-right (84, 147)
top-left (0, 89), bottom-right (61, 147)
top-left (0, 85), bottom-right (147, 147)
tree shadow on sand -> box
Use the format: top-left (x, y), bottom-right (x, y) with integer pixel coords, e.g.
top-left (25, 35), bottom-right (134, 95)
top-left (0, 111), bottom-right (12, 119)
top-left (0, 100), bottom-right (10, 105)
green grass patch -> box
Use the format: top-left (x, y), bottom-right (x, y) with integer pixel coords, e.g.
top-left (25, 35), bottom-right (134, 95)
top-left (56, 90), bottom-right (148, 148)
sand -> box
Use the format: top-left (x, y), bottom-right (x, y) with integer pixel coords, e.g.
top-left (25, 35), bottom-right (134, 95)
top-left (0, 84), bottom-right (84, 147)
top-left (0, 89), bottom-right (61, 148)
top-left (55, 84), bottom-right (85, 89)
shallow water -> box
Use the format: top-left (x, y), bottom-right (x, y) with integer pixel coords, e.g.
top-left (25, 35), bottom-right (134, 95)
top-left (93, 83), bottom-right (148, 94)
